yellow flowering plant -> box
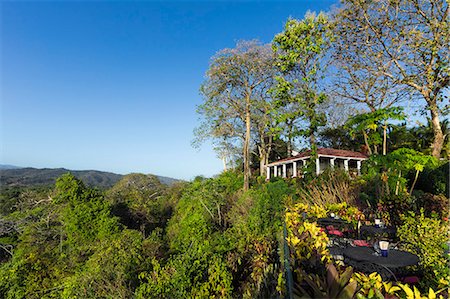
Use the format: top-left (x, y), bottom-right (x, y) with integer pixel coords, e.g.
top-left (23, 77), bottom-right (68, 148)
top-left (290, 202), bottom-right (363, 224)
top-left (285, 210), bottom-right (331, 264)
top-left (396, 283), bottom-right (447, 299)
top-left (327, 202), bottom-right (364, 224)
top-left (351, 272), bottom-right (447, 299)
top-left (352, 272), bottom-right (401, 298)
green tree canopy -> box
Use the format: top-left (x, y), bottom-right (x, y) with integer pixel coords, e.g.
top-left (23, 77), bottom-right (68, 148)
top-left (272, 12), bottom-right (333, 156)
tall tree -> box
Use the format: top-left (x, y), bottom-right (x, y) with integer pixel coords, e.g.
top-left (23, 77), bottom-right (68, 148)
top-left (197, 40), bottom-right (275, 190)
top-left (271, 100), bottom-right (304, 158)
top-left (332, 8), bottom-right (411, 114)
top-left (272, 12), bottom-right (333, 155)
top-left (336, 0), bottom-right (449, 158)
top-left (252, 97), bottom-right (278, 176)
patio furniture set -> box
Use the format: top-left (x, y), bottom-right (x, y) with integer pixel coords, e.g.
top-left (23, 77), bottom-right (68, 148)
top-left (318, 216), bottom-right (420, 282)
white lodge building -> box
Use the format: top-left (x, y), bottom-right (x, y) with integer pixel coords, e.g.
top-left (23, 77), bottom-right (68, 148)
top-left (266, 148), bottom-right (369, 179)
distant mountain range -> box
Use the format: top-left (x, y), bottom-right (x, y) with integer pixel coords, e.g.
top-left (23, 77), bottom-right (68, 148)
top-left (0, 165), bottom-right (180, 189)
top-left (0, 164), bottom-right (22, 170)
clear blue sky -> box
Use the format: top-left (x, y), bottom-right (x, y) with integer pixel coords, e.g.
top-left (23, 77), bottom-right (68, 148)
top-left (1, 0), bottom-right (338, 180)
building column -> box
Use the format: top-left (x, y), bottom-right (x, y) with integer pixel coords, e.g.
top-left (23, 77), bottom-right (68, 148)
top-left (282, 164), bottom-right (287, 178)
top-left (330, 158), bottom-right (335, 169)
top-left (357, 160), bottom-right (361, 175)
top-left (344, 159), bottom-right (349, 172)
top-left (293, 161), bottom-right (297, 177)
top-left (316, 158), bottom-right (320, 175)
top-left (274, 166), bottom-right (277, 177)
top-left (266, 166), bottom-right (270, 180)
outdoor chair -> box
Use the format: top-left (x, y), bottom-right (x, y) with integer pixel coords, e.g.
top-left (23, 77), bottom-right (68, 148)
top-left (352, 240), bottom-right (371, 247)
top-left (401, 276), bottom-right (420, 285)
top-left (325, 225), bottom-right (345, 237)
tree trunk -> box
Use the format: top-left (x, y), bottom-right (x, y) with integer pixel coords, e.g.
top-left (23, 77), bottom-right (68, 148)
top-left (309, 127), bottom-right (316, 148)
top-left (383, 123), bottom-right (387, 155)
top-left (258, 132), bottom-right (271, 177)
top-left (409, 170), bottom-right (420, 195)
top-left (243, 97), bottom-right (251, 191)
top-left (265, 135), bottom-right (272, 166)
top-left (259, 157), bottom-right (265, 177)
top-left (222, 156), bottom-right (228, 171)
top-left (287, 119), bottom-right (294, 157)
top-left (257, 136), bottom-right (273, 178)
top-left (217, 203), bottom-right (222, 227)
top-left (258, 144), bottom-right (266, 177)
top-left (395, 170), bottom-right (401, 195)
top-left (429, 103), bottom-right (444, 159)
top-left (363, 131), bottom-right (372, 155)
top-left (287, 140), bottom-right (292, 158)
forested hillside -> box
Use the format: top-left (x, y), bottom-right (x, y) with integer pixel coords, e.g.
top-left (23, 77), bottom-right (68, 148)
top-left (0, 171), bottom-right (291, 298)
top-left (1, 163), bottom-right (448, 298)
top-left (0, 167), bottom-right (179, 189)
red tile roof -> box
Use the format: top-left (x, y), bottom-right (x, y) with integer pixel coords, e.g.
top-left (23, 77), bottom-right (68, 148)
top-left (267, 148), bottom-right (368, 166)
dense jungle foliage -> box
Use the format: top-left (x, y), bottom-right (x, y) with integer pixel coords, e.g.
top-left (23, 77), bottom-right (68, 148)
top-left (0, 171), bottom-right (291, 298)
top-left (1, 157), bottom-right (448, 298)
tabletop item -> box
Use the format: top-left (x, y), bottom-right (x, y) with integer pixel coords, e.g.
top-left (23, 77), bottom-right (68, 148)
top-left (379, 241), bottom-right (389, 257)
top-left (374, 218), bottom-right (381, 227)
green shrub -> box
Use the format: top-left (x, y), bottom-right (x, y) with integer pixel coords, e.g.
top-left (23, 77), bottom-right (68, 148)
top-left (413, 162), bottom-right (449, 196)
top-left (247, 179), bottom-right (291, 237)
top-left (166, 171), bottom-right (242, 253)
top-left (0, 187), bottom-right (24, 216)
top-left (224, 179), bottom-right (288, 298)
top-left (377, 193), bottom-right (414, 226)
top-left (62, 229), bottom-right (145, 299)
top-left (106, 173), bottom-right (170, 233)
top-left (295, 264), bottom-right (357, 298)
top-left (397, 211), bottom-right (449, 290)
top-left (135, 249), bottom-right (233, 299)
top-left (296, 169), bottom-right (359, 206)
top-left (361, 149), bottom-right (439, 198)
top-left (415, 192), bottom-right (449, 220)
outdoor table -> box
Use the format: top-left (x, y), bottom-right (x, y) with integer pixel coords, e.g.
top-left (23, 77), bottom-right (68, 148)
top-left (360, 225), bottom-right (396, 237)
top-left (343, 246), bottom-right (419, 280)
top-left (317, 217), bottom-right (348, 227)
